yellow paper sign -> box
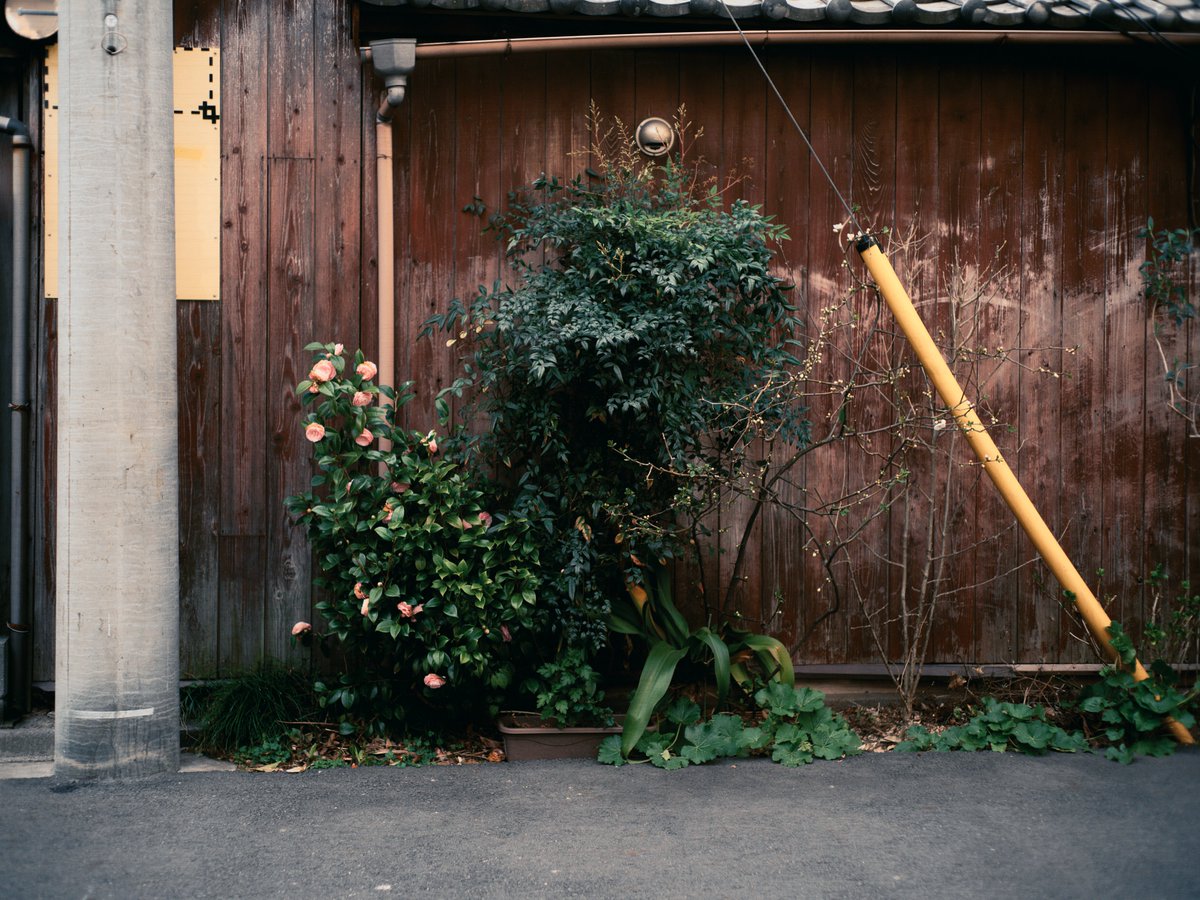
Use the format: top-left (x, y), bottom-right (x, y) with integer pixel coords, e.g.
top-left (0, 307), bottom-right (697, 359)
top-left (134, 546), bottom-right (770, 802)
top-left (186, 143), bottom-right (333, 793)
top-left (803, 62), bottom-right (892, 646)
top-left (43, 45), bottom-right (221, 301)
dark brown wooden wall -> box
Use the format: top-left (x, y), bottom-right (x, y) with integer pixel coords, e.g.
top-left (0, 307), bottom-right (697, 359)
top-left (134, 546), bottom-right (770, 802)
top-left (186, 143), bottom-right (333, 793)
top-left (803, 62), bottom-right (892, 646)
top-left (384, 44), bottom-right (1199, 669)
top-left (27, 3), bottom-right (1199, 678)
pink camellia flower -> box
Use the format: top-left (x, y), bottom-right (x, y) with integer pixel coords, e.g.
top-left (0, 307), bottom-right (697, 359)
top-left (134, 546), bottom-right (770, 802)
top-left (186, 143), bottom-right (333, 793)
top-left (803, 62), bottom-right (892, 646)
top-left (421, 432), bottom-right (439, 455)
top-left (398, 601), bottom-right (424, 618)
top-left (423, 673), bottom-right (446, 689)
top-left (308, 383), bottom-right (320, 394)
top-left (354, 582), bottom-right (367, 601)
top-left (459, 517), bottom-right (473, 530)
top-left (360, 597), bottom-right (371, 617)
top-left (500, 624), bottom-right (512, 643)
top-left (309, 359), bottom-right (336, 383)
top-left (391, 482), bottom-right (410, 494)
top-left (304, 422), bottom-right (326, 442)
top-left (355, 428), bottom-right (373, 447)
top-left (291, 621), bottom-right (312, 636)
top-left (333, 343), bottom-right (345, 355)
top-left (351, 391), bottom-right (372, 407)
top-left (356, 360), bottom-right (378, 381)
top-left (382, 501), bottom-right (395, 523)
top-left (477, 511), bottom-right (493, 529)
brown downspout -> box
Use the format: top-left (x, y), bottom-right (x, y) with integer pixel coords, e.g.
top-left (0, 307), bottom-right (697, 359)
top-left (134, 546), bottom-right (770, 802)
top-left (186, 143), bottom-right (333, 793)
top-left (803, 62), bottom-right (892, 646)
top-left (365, 40), bottom-right (416, 452)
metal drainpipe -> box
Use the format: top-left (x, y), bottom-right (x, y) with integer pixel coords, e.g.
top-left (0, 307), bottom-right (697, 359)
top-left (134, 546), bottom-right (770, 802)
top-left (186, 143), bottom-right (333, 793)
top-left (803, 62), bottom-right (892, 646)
top-left (363, 40), bottom-right (416, 453)
top-left (406, 28), bottom-right (1200, 60)
top-left (1, 114), bottom-right (32, 720)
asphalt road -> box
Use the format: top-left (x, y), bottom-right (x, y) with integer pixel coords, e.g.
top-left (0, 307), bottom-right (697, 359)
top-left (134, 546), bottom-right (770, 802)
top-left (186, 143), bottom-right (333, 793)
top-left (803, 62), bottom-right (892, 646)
top-left (2, 750), bottom-right (1198, 899)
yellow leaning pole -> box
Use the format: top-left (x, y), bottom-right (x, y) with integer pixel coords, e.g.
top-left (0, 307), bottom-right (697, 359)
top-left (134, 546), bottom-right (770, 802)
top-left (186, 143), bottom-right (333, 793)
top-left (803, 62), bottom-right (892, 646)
top-left (856, 235), bottom-right (1195, 745)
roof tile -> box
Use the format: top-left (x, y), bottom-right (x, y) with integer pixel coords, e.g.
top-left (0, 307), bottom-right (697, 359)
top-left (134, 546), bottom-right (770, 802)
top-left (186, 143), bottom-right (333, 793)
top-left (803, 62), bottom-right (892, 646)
top-left (365, 0), bottom-right (1200, 28)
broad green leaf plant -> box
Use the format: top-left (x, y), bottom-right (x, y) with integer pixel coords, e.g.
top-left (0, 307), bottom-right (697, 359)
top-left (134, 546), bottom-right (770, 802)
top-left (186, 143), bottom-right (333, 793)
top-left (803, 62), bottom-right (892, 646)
top-left (611, 562), bottom-right (794, 756)
top-left (599, 684), bottom-right (862, 769)
top-left (287, 343), bottom-right (541, 731)
top-left (897, 622), bottom-right (1196, 764)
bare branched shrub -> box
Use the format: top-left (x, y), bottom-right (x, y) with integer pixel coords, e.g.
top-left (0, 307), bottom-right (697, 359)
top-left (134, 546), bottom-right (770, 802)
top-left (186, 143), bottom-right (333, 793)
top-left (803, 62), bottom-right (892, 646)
top-left (620, 224), bottom-right (1073, 720)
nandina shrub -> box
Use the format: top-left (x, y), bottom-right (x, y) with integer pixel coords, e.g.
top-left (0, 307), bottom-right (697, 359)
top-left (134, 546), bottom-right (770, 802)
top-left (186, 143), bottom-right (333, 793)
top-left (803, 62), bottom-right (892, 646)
top-left (425, 115), bottom-right (807, 658)
top-left (286, 343), bottom-right (541, 731)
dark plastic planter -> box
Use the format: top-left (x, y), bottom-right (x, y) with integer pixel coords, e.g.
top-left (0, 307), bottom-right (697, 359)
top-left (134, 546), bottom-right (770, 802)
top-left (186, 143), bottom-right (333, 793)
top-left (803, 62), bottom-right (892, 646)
top-left (497, 712), bottom-right (624, 761)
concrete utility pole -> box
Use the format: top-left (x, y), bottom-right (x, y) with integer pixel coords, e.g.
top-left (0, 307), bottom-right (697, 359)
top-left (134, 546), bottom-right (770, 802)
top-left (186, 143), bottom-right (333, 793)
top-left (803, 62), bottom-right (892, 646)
top-left (55, 1), bottom-right (179, 778)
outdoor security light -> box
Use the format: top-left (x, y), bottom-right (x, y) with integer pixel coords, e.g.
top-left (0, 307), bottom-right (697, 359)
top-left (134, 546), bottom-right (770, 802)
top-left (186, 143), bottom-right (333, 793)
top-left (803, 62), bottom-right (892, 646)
top-left (635, 117), bottom-right (675, 157)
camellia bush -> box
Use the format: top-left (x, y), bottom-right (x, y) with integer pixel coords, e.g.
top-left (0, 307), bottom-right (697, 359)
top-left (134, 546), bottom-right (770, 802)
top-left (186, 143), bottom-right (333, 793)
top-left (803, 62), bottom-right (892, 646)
top-left (426, 113), bottom-right (807, 661)
top-left (286, 343), bottom-right (540, 730)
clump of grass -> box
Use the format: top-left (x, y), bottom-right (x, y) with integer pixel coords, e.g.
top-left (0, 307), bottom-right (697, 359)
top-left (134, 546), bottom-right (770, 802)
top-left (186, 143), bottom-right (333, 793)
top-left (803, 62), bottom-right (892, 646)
top-left (191, 663), bottom-right (318, 754)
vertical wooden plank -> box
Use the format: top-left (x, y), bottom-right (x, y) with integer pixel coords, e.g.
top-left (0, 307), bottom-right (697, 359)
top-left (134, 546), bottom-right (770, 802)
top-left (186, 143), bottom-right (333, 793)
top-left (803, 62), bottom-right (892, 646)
top-left (675, 49), bottom-right (723, 190)
top-left (501, 51), bottom-right (549, 278)
top-left (633, 49), bottom-right (679, 129)
top-left (314, 0), bottom-right (363, 350)
top-left (1016, 58), bottom-right (1066, 663)
top-left (892, 55), bottom-right (941, 667)
top-left (454, 54), bottom-right (504, 291)
top-left (263, 0), bottom-right (317, 665)
top-left (544, 51), bottom-right (590, 184)
top-left (401, 58), bottom-right (459, 430)
top-left (174, 0), bottom-right (221, 48)
top-left (265, 158), bottom-right (316, 663)
top-left (718, 52), bottom-right (768, 630)
top-left (973, 52), bottom-right (1024, 663)
top-left (675, 48), bottom-right (726, 619)
top-left (587, 50), bottom-right (636, 136)
top-left (1102, 75), bottom-right (1149, 640)
top-left (178, 302), bottom-right (222, 676)
top-left (929, 54), bottom-right (982, 664)
top-left (1058, 61), bottom-right (1108, 662)
top-left (845, 49), bottom-right (897, 663)
top-left (449, 54), bottom-right (505, 429)
top-left (1144, 83), bottom-right (1192, 663)
top-left (761, 48), bottom-right (811, 657)
top-left (803, 48), bottom-right (855, 664)
top-left (219, 0), bottom-right (269, 671)
top-left (1185, 91), bottom-right (1195, 619)
top-left (1189, 101), bottom-right (1200, 663)
top-left (267, 0), bottom-right (315, 161)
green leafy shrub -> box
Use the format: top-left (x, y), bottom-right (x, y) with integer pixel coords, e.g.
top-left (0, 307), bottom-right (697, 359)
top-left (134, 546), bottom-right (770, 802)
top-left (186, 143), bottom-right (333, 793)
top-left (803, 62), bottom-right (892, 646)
top-left (287, 343), bottom-right (541, 730)
top-left (1073, 622), bottom-right (1197, 764)
top-left (532, 647), bottom-right (615, 728)
top-left (1139, 218), bottom-right (1197, 326)
top-left (599, 684), bottom-right (860, 769)
top-left (425, 115), bottom-right (806, 659)
top-left (896, 698), bottom-right (1088, 756)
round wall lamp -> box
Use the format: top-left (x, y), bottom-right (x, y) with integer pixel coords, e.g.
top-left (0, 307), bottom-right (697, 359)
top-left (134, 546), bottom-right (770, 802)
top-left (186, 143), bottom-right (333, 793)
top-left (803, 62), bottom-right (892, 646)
top-left (635, 117), bottom-right (675, 158)
top-left (4, 0), bottom-right (58, 40)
